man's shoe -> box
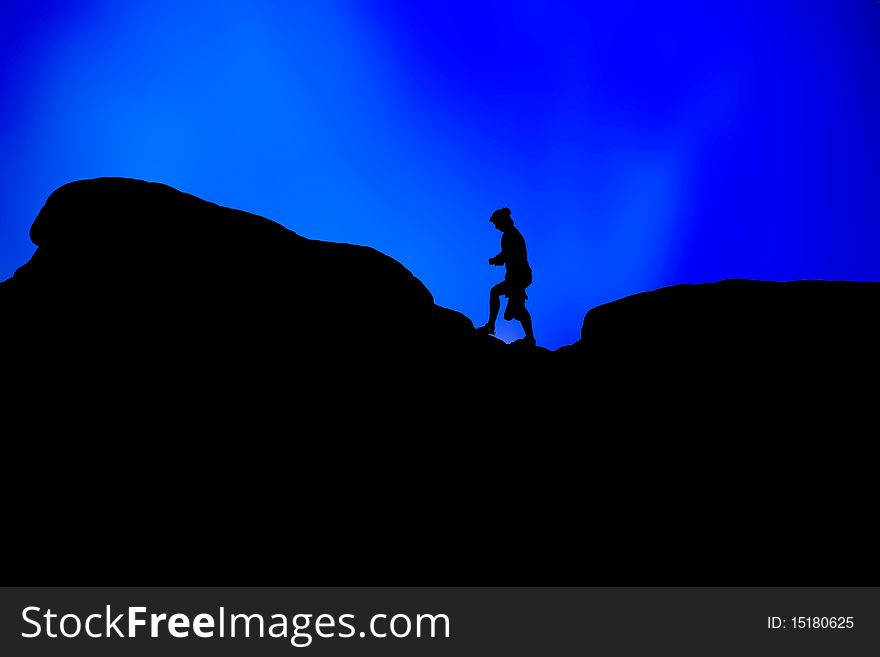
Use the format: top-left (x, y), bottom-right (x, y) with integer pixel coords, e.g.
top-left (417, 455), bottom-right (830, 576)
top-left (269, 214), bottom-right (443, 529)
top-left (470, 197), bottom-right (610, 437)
top-left (476, 324), bottom-right (496, 335)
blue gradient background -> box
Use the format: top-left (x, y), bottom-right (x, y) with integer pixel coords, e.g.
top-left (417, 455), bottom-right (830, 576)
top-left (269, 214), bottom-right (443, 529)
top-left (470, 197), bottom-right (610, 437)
top-left (2, 1), bottom-right (879, 348)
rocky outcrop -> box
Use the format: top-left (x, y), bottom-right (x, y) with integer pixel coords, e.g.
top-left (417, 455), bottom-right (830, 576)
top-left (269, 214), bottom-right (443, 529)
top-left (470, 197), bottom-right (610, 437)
top-left (3, 178), bottom-right (876, 584)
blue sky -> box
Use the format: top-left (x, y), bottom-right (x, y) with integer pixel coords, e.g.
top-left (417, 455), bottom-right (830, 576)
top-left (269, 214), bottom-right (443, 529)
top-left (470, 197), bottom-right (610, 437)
top-left (2, 1), bottom-right (879, 348)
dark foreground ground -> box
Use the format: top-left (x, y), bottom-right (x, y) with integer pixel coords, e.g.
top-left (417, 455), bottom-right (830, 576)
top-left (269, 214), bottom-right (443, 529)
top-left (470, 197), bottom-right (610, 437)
top-left (2, 178), bottom-right (876, 583)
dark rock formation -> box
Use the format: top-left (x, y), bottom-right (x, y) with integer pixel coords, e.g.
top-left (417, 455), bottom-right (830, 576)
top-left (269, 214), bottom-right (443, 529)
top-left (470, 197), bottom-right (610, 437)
top-left (566, 279), bottom-right (880, 399)
top-left (3, 177), bottom-right (475, 364)
top-left (3, 178), bottom-right (875, 584)
top-left (1, 178), bottom-right (524, 425)
top-left (577, 279), bottom-right (880, 363)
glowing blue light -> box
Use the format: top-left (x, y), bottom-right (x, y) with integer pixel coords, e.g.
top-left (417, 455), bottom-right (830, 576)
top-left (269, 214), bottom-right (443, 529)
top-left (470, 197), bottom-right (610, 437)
top-left (1, 1), bottom-right (879, 348)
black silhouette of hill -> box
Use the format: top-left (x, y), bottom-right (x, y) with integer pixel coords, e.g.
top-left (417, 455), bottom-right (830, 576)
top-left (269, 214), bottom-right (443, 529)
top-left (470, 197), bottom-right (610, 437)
top-left (2, 178), bottom-right (876, 584)
top-left (2, 178), bottom-right (478, 364)
top-left (567, 279), bottom-right (880, 394)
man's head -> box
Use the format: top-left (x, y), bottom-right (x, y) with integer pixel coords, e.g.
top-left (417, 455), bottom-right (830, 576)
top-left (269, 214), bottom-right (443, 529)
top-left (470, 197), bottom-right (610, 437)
top-left (489, 207), bottom-right (514, 231)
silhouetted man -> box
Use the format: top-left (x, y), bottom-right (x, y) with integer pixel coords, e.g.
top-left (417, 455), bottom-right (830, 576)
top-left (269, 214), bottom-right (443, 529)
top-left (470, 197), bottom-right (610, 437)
top-left (477, 207), bottom-right (536, 345)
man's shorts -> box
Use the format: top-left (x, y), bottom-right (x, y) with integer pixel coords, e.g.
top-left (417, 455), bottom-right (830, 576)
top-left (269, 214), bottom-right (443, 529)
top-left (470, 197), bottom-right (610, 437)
top-left (497, 280), bottom-right (529, 321)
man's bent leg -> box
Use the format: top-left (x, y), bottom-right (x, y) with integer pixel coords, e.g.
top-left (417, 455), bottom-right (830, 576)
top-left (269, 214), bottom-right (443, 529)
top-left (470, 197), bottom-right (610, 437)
top-left (489, 284), bottom-right (502, 326)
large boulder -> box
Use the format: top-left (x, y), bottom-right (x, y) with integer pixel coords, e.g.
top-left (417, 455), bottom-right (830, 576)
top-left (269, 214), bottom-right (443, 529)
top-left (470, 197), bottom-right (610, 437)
top-left (3, 177), bottom-right (475, 360)
top-left (569, 279), bottom-right (880, 398)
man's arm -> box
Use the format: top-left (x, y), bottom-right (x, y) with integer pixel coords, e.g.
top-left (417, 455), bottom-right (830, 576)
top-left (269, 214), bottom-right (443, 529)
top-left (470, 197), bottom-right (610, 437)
top-left (489, 252), bottom-right (505, 266)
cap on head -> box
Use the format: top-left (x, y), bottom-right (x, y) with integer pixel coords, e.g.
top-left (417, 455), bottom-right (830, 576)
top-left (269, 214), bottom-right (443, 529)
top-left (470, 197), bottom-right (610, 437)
top-left (489, 207), bottom-right (513, 227)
